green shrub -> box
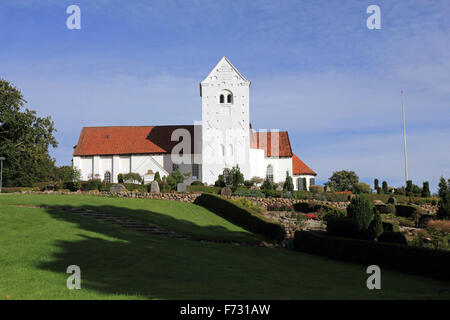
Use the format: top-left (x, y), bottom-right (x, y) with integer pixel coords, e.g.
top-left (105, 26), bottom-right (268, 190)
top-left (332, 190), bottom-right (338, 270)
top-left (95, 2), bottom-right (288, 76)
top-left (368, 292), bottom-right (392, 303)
top-left (282, 191), bottom-right (293, 199)
top-left (293, 191), bottom-right (313, 200)
top-left (84, 179), bottom-right (102, 191)
top-left (232, 189), bottom-right (265, 198)
top-left (378, 232), bottom-right (407, 245)
top-left (309, 185), bottom-right (324, 194)
top-left (190, 180), bottom-right (204, 186)
top-left (320, 209), bottom-right (346, 225)
top-left (283, 172), bottom-right (294, 192)
top-left (347, 195), bottom-right (374, 231)
top-left (382, 221), bottom-right (400, 233)
top-left (261, 178), bottom-right (274, 191)
top-left (352, 182), bottom-right (371, 194)
top-left (374, 203), bottom-right (396, 215)
top-left (62, 181), bottom-right (81, 192)
top-left (263, 189), bottom-right (282, 198)
top-left (194, 193), bottom-right (285, 241)
top-left (122, 183), bottom-right (147, 192)
top-left (422, 181), bottom-right (431, 198)
top-left (187, 185), bottom-right (221, 194)
top-left (368, 213), bottom-right (384, 240)
top-left (395, 204), bottom-right (425, 219)
top-left (382, 181), bottom-right (389, 194)
top-left (293, 231), bottom-right (450, 281)
top-left (244, 180), bottom-right (254, 188)
top-left (293, 202), bottom-right (314, 213)
top-left (326, 217), bottom-right (359, 239)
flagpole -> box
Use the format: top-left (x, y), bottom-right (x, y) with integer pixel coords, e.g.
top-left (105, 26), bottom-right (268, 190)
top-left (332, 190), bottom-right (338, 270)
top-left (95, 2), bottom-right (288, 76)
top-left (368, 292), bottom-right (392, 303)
top-left (401, 90), bottom-right (408, 184)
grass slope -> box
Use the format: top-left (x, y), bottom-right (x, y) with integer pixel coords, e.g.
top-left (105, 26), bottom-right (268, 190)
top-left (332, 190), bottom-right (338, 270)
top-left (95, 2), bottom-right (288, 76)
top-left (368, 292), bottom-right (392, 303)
top-left (1, 194), bottom-right (449, 299)
top-left (0, 194), bottom-right (260, 242)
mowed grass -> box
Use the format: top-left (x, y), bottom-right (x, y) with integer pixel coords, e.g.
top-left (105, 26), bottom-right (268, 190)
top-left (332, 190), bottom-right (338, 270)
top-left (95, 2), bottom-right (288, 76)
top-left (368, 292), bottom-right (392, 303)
top-left (1, 194), bottom-right (450, 300)
top-left (0, 194), bottom-right (260, 243)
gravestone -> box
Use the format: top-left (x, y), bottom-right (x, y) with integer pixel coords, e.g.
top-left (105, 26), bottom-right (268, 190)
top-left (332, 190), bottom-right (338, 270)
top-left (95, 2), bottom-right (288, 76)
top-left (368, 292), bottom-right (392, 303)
top-left (220, 187), bottom-right (232, 197)
top-left (388, 196), bottom-right (397, 205)
top-left (177, 182), bottom-right (187, 193)
top-left (110, 183), bottom-right (127, 194)
top-left (150, 180), bottom-right (160, 194)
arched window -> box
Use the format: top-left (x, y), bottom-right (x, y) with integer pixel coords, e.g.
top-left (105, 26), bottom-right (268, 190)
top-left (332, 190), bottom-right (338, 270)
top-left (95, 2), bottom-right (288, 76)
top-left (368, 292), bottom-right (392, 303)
top-left (297, 178), bottom-right (303, 191)
top-left (266, 165), bottom-right (274, 182)
top-left (310, 178), bottom-right (315, 187)
top-left (104, 171), bottom-right (111, 183)
top-left (227, 94), bottom-right (232, 103)
top-left (219, 94), bottom-right (225, 104)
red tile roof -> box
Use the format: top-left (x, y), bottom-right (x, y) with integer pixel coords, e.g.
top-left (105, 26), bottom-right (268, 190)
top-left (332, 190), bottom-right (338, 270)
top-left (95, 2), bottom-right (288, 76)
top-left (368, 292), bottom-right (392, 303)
top-left (73, 126), bottom-right (195, 156)
top-left (292, 153), bottom-right (316, 176)
top-left (250, 130), bottom-right (293, 157)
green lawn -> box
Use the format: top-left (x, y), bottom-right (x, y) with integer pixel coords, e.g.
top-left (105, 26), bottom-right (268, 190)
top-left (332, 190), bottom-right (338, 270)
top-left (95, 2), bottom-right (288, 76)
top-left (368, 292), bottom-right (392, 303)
top-left (1, 193), bottom-right (449, 300)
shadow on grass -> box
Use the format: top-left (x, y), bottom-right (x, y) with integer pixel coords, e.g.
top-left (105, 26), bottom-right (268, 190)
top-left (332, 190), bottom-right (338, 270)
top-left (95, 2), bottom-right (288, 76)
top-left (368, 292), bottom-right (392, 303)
top-left (37, 205), bottom-right (267, 299)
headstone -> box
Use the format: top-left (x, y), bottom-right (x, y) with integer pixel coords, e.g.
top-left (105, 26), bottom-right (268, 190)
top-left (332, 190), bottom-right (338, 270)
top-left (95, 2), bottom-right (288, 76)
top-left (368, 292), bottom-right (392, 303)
top-left (150, 180), bottom-right (160, 194)
top-left (220, 187), bottom-right (232, 197)
top-left (177, 182), bottom-right (187, 193)
top-left (110, 183), bottom-right (127, 194)
top-left (387, 196), bottom-right (397, 205)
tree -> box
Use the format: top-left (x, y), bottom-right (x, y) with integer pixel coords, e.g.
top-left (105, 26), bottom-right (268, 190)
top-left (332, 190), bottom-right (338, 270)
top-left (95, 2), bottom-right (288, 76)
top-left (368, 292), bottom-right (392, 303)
top-left (421, 181), bottom-right (431, 198)
top-left (229, 165), bottom-right (244, 191)
top-left (283, 172), bottom-right (294, 192)
top-left (325, 170), bottom-right (359, 192)
top-left (0, 79), bottom-right (58, 186)
top-left (214, 174), bottom-right (226, 187)
top-left (352, 182), bottom-right (371, 194)
top-left (405, 180), bottom-right (413, 197)
top-left (374, 179), bottom-right (380, 194)
top-left (262, 177), bottom-right (274, 190)
top-left (382, 181), bottom-right (389, 194)
top-left (437, 177), bottom-right (450, 220)
top-left (55, 166), bottom-right (81, 183)
top-left (250, 176), bottom-right (264, 186)
top-left (347, 195), bottom-right (374, 231)
top-left (438, 177), bottom-right (448, 200)
top-left (166, 169), bottom-right (189, 191)
top-left (154, 171), bottom-right (161, 182)
top-left (368, 213), bottom-right (384, 240)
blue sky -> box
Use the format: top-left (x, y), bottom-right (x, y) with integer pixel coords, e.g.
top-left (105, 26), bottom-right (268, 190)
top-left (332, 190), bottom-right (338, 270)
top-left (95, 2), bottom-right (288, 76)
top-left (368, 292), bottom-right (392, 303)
top-left (1, 0), bottom-right (449, 191)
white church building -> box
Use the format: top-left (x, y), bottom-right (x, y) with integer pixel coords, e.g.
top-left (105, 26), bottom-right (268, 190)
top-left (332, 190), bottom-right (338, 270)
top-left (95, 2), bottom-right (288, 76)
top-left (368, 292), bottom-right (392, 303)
top-left (73, 57), bottom-right (317, 190)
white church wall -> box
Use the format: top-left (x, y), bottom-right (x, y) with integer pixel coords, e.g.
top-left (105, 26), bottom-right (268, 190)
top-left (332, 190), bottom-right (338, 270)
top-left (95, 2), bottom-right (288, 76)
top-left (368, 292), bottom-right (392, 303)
top-left (263, 157), bottom-right (293, 184)
top-left (249, 148), bottom-right (265, 179)
top-left (99, 156), bottom-right (113, 180)
top-left (79, 156), bottom-right (93, 180)
top-left (119, 156), bottom-right (131, 174)
top-left (112, 156), bottom-right (120, 183)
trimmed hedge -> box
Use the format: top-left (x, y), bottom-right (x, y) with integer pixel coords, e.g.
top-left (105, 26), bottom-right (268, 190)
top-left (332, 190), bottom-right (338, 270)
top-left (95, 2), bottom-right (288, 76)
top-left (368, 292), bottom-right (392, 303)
top-left (293, 202), bottom-right (345, 215)
top-left (194, 193), bottom-right (285, 241)
top-left (382, 221), bottom-right (400, 233)
top-left (187, 185), bottom-right (221, 194)
top-left (378, 232), bottom-right (407, 245)
top-left (293, 231), bottom-right (450, 281)
top-left (232, 189), bottom-right (265, 198)
top-left (395, 204), bottom-right (425, 218)
top-left (374, 204), bottom-right (396, 215)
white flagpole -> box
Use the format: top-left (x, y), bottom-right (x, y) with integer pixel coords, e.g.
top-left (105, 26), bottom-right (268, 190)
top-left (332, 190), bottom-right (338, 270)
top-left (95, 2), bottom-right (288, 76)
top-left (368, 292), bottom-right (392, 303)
top-left (401, 90), bottom-right (408, 183)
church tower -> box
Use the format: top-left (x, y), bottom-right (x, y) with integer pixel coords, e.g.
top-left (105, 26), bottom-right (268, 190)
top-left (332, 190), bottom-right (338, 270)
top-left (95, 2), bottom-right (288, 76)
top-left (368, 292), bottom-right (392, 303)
top-left (200, 57), bottom-right (251, 185)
